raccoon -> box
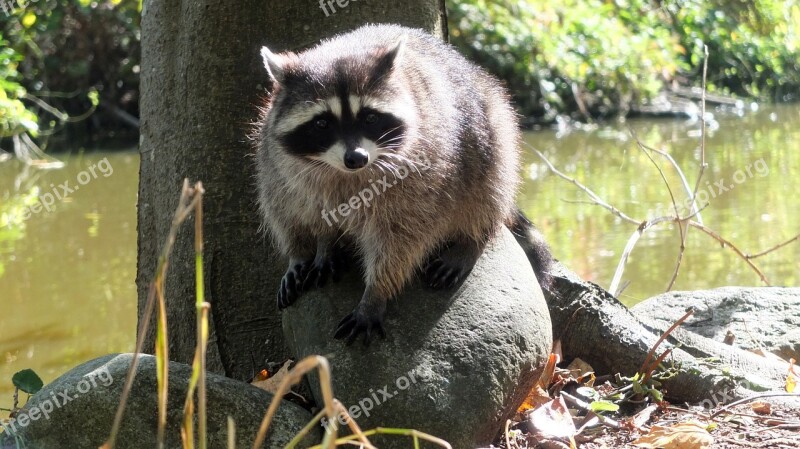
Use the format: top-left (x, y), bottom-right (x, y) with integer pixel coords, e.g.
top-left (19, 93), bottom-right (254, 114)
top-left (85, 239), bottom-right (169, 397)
top-left (255, 24), bottom-right (552, 344)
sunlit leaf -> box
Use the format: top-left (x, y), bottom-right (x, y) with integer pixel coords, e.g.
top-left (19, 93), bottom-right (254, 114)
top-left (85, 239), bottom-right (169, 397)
top-left (21, 11), bottom-right (36, 28)
top-left (589, 400), bottom-right (619, 413)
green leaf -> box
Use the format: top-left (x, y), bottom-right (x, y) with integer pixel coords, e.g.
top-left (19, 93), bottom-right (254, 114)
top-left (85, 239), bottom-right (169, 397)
top-left (12, 369), bottom-right (43, 394)
top-left (649, 388), bottom-right (664, 402)
top-left (589, 400), bottom-right (620, 413)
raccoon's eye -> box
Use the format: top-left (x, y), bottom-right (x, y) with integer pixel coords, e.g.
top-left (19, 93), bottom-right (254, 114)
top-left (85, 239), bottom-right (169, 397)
top-left (365, 113), bottom-right (379, 125)
top-left (314, 118), bottom-right (329, 130)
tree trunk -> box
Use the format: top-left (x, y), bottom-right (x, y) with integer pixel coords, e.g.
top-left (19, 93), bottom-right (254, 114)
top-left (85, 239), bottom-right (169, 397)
top-left (137, 1), bottom-right (446, 380)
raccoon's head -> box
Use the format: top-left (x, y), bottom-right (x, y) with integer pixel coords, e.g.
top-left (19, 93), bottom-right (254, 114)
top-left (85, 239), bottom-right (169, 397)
top-left (260, 37), bottom-right (415, 173)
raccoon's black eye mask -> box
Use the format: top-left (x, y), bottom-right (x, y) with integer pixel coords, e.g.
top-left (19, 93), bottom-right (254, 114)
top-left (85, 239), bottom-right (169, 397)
top-left (280, 106), bottom-right (406, 157)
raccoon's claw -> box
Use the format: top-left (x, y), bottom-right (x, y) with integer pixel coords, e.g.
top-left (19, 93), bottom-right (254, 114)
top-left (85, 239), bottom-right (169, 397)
top-left (424, 240), bottom-right (482, 289)
top-left (424, 257), bottom-right (466, 289)
top-left (277, 261), bottom-right (310, 309)
top-left (334, 304), bottom-right (387, 346)
top-left (302, 254), bottom-right (339, 291)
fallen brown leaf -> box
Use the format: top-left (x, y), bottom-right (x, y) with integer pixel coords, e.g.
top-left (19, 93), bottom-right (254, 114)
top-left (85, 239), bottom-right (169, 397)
top-left (632, 422), bottom-right (713, 449)
top-left (750, 401), bottom-right (772, 415)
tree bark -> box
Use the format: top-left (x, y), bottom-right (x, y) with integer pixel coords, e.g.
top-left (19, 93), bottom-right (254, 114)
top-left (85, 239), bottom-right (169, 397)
top-left (137, 0), bottom-right (446, 380)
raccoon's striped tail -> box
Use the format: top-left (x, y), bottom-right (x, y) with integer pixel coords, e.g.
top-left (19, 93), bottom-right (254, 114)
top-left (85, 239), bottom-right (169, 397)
top-left (509, 208), bottom-right (554, 291)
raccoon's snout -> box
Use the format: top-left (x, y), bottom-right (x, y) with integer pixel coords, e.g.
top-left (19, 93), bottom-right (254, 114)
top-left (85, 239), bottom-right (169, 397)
top-left (344, 148), bottom-right (370, 170)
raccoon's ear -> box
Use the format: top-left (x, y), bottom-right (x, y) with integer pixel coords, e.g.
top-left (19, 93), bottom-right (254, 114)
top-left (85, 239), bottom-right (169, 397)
top-left (261, 46), bottom-right (287, 84)
top-left (373, 35), bottom-right (406, 78)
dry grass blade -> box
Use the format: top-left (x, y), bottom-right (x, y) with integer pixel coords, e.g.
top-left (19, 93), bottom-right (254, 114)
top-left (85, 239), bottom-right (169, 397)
top-left (102, 179), bottom-right (204, 449)
top-left (227, 417), bottom-right (236, 449)
top-left (155, 272), bottom-right (169, 449)
top-left (609, 216), bottom-right (674, 297)
top-left (284, 410), bottom-right (326, 449)
top-left (312, 427), bottom-right (453, 449)
top-left (251, 356), bottom-right (360, 449)
top-left (181, 183), bottom-right (208, 449)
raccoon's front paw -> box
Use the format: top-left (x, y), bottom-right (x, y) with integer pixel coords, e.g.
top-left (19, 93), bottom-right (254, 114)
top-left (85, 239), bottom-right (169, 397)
top-left (277, 261), bottom-right (311, 309)
top-left (333, 299), bottom-right (387, 346)
top-left (424, 241), bottom-right (482, 289)
top-left (302, 252), bottom-right (342, 291)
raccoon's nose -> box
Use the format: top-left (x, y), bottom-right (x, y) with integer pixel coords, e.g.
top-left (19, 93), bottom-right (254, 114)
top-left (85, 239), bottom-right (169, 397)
top-left (344, 148), bottom-right (370, 170)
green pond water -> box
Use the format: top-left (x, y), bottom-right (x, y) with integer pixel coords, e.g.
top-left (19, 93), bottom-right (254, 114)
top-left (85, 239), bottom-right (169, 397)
top-left (1, 104), bottom-right (798, 410)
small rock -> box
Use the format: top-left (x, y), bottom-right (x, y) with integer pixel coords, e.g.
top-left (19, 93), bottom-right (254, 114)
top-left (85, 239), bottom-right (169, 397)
top-left (1, 353), bottom-right (317, 448)
top-left (283, 227), bottom-right (553, 448)
top-left (632, 287), bottom-right (800, 360)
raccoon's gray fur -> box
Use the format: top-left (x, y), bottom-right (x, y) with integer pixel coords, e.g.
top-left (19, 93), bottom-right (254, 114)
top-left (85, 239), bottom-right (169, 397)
top-left (255, 24), bottom-right (552, 344)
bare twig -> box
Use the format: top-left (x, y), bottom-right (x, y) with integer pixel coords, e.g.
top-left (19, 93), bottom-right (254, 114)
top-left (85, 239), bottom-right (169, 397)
top-left (529, 145), bottom-right (638, 225)
top-left (747, 233), bottom-right (800, 259)
top-left (670, 47), bottom-right (709, 291)
top-left (687, 221), bottom-right (770, 285)
top-left (709, 392), bottom-right (800, 419)
top-left (637, 141), bottom-right (704, 225)
top-left (633, 137), bottom-right (688, 292)
top-left (609, 216), bottom-right (674, 296)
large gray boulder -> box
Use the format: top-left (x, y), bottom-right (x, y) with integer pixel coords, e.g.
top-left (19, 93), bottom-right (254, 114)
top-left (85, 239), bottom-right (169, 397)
top-left (1, 353), bottom-right (317, 449)
top-left (632, 287), bottom-right (800, 360)
top-left (283, 227), bottom-right (552, 449)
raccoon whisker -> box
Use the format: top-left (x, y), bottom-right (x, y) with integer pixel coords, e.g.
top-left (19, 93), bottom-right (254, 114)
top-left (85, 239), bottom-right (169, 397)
top-left (376, 135), bottom-right (407, 148)
top-left (380, 153), bottom-right (424, 177)
top-left (375, 159), bottom-right (401, 182)
top-left (290, 159), bottom-right (327, 185)
top-left (376, 126), bottom-right (405, 143)
top-left (374, 159), bottom-right (394, 179)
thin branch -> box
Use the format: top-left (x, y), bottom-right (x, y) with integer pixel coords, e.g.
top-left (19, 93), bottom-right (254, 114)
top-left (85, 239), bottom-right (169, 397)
top-left (633, 135), bottom-right (688, 292)
top-left (688, 221), bottom-right (770, 285)
top-left (747, 233), bottom-right (800, 259)
top-left (609, 216), bottom-right (674, 297)
top-left (709, 392), bottom-right (800, 419)
top-left (529, 145), bottom-right (639, 225)
top-left (639, 308), bottom-right (694, 379)
top-left (636, 140), bottom-right (704, 225)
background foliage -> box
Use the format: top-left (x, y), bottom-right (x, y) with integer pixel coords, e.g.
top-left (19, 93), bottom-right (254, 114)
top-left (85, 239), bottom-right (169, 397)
top-left (449, 0), bottom-right (800, 121)
top-left (1, 0), bottom-right (139, 146)
top-left (0, 0), bottom-right (799, 144)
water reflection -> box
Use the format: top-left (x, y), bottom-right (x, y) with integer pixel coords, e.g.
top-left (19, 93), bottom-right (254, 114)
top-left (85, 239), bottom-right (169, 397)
top-left (0, 151), bottom-right (138, 410)
top-left (520, 103), bottom-right (799, 305)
